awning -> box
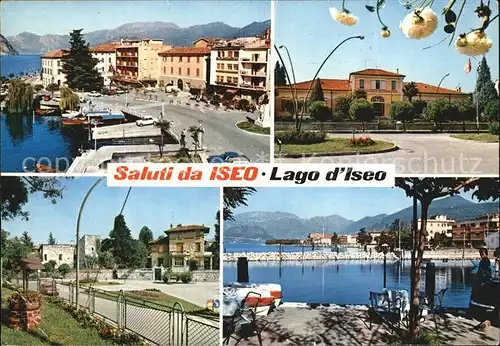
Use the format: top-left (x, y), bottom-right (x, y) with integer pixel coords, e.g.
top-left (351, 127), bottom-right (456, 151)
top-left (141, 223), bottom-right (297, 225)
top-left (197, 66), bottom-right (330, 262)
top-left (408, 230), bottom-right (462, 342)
top-left (225, 89), bottom-right (239, 94)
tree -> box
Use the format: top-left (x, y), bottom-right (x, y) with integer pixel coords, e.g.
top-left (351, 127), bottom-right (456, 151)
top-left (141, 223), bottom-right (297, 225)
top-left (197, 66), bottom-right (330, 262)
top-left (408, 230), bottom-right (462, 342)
top-left (83, 255), bottom-right (98, 269)
top-left (21, 231), bottom-right (34, 249)
top-left (188, 125), bottom-right (204, 157)
top-left (309, 78), bottom-right (325, 102)
top-left (412, 100), bottom-right (427, 118)
top-left (34, 84), bottom-right (44, 92)
top-left (308, 101), bottom-right (331, 131)
top-left (2, 236), bottom-right (32, 271)
top-left (403, 82), bottom-right (419, 102)
top-left (43, 260), bottom-right (57, 273)
top-left (483, 99), bottom-right (499, 123)
top-left (129, 240), bottom-right (148, 268)
top-left (455, 98), bottom-right (476, 131)
top-left (59, 87), bottom-right (80, 111)
top-left (274, 61), bottom-right (287, 86)
top-left (223, 187), bottom-right (256, 221)
top-left (48, 232), bottom-right (56, 245)
top-left (331, 233), bottom-right (339, 246)
top-left (349, 99), bottom-right (374, 131)
top-left (389, 101), bottom-right (415, 132)
top-left (58, 263), bottom-right (71, 277)
top-left (8, 73), bottom-right (15, 79)
top-left (396, 177), bottom-right (499, 340)
top-left (1, 177), bottom-right (65, 221)
top-left (109, 215), bottom-right (137, 268)
top-left (208, 211), bottom-right (221, 270)
top-left (335, 94), bottom-right (353, 118)
top-left (154, 118), bottom-right (172, 158)
top-left (139, 226), bottom-right (154, 252)
top-left (475, 57), bottom-right (497, 117)
top-left (352, 89), bottom-right (367, 100)
top-left (424, 99), bottom-right (453, 129)
top-left (61, 29), bottom-right (103, 92)
top-left (46, 83), bottom-right (60, 98)
top-left (6, 79), bottom-right (34, 114)
top-left (356, 228), bottom-right (373, 247)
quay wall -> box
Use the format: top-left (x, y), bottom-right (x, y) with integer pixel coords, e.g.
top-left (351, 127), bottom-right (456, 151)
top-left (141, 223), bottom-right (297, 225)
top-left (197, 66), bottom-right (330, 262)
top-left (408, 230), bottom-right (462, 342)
top-left (223, 249), bottom-right (481, 262)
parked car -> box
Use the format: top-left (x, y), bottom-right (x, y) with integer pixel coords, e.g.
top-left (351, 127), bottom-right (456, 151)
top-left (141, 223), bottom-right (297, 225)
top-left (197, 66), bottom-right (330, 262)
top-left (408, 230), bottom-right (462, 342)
top-left (207, 151), bottom-right (250, 163)
top-left (136, 116), bottom-right (157, 127)
top-left (87, 91), bottom-right (102, 97)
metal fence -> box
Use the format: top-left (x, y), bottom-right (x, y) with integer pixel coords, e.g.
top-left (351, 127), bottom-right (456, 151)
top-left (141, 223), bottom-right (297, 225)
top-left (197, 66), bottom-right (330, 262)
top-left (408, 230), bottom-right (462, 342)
top-left (35, 278), bottom-right (219, 346)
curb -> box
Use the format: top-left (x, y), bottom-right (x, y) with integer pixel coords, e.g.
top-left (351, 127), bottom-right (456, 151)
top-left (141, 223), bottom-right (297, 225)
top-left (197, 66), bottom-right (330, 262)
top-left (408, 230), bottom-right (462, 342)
top-left (448, 135), bottom-right (499, 144)
top-left (235, 120), bottom-right (270, 137)
top-left (275, 145), bottom-right (399, 159)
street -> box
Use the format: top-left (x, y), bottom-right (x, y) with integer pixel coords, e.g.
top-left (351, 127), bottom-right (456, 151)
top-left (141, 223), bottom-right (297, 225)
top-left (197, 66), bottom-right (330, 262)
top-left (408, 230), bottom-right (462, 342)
top-left (276, 133), bottom-right (499, 174)
top-left (93, 93), bottom-right (270, 162)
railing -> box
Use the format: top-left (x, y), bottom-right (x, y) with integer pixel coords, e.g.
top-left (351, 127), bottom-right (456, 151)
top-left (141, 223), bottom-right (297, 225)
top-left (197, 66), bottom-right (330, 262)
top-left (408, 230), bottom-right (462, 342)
top-left (31, 279), bottom-right (219, 346)
top-left (241, 59), bottom-right (266, 63)
top-left (239, 83), bottom-right (266, 90)
top-left (215, 69), bottom-right (238, 74)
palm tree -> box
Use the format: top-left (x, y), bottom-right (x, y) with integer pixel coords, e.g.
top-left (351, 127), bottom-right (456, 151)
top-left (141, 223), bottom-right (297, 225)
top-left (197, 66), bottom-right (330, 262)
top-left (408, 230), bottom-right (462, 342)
top-left (154, 117), bottom-right (171, 158)
top-left (223, 187), bottom-right (256, 221)
top-left (403, 82), bottom-right (419, 102)
top-left (188, 125), bottom-right (204, 156)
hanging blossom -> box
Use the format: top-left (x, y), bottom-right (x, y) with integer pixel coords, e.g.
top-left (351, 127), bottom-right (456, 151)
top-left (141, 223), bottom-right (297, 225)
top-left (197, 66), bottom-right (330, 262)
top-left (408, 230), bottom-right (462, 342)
top-left (329, 7), bottom-right (358, 26)
top-left (400, 7), bottom-right (438, 39)
top-left (455, 31), bottom-right (493, 56)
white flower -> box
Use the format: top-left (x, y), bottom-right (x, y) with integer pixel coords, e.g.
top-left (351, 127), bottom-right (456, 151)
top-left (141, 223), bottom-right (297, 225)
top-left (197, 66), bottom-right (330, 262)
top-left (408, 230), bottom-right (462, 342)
top-left (455, 31), bottom-right (493, 56)
top-left (399, 7), bottom-right (438, 39)
top-left (329, 7), bottom-right (358, 26)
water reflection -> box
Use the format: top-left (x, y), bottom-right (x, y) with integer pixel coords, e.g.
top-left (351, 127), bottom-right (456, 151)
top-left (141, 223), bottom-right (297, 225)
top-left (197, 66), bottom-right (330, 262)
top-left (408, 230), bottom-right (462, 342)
top-left (4, 113), bottom-right (34, 142)
top-left (223, 260), bottom-right (476, 307)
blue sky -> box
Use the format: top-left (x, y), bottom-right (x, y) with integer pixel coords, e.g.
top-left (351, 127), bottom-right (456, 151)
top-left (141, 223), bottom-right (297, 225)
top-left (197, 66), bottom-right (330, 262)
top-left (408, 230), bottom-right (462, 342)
top-left (1, 0), bottom-right (270, 37)
top-left (234, 187), bottom-right (484, 221)
top-left (2, 178), bottom-right (220, 244)
top-left (275, 0), bottom-right (499, 93)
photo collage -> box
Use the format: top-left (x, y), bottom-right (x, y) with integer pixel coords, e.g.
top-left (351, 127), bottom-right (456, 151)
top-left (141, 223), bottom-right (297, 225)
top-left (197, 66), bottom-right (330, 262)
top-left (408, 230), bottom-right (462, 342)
top-left (1, 1), bottom-right (499, 345)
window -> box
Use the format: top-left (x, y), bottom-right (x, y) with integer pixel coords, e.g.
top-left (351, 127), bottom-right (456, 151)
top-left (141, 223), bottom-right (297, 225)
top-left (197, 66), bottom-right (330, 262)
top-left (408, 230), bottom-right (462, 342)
top-left (376, 80), bottom-right (381, 89)
top-left (233, 64), bottom-right (238, 70)
top-left (234, 52), bottom-right (239, 58)
top-left (176, 243), bottom-right (183, 252)
top-left (163, 67), bottom-right (166, 74)
top-left (392, 81), bottom-right (397, 90)
top-left (59, 254), bottom-right (62, 260)
top-left (179, 56), bottom-right (183, 62)
top-left (91, 247), bottom-right (94, 251)
top-left (359, 79), bottom-right (365, 89)
top-left (196, 56), bottom-right (200, 63)
top-left (228, 51), bottom-right (233, 58)
top-left (227, 64), bottom-right (232, 70)
top-left (187, 68), bottom-right (190, 76)
top-left (196, 68), bottom-right (200, 77)
top-left (109, 57), bottom-right (111, 63)
top-left (174, 258), bottom-right (183, 266)
top-left (171, 67), bottom-right (173, 74)
top-left (44, 254), bottom-right (47, 261)
top-left (158, 258), bottom-right (164, 266)
top-left (187, 57), bottom-right (190, 63)
top-left (178, 67), bottom-right (181, 75)
top-left (170, 57), bottom-right (173, 62)
top-left (196, 243), bottom-right (201, 252)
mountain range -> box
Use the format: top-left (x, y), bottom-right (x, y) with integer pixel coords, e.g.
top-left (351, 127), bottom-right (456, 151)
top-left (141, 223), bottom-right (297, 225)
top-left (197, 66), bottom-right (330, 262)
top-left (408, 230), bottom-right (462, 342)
top-left (6, 20), bottom-right (271, 54)
top-left (224, 195), bottom-right (499, 244)
top-left (1, 34), bottom-right (18, 55)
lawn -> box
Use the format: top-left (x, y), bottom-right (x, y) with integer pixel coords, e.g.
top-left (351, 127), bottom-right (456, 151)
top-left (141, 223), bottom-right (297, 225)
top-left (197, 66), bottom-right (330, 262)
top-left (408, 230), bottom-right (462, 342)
top-left (450, 133), bottom-right (499, 142)
top-left (1, 287), bottom-right (113, 346)
top-left (237, 121), bottom-right (270, 135)
top-left (275, 138), bottom-right (395, 155)
top-left (80, 281), bottom-right (121, 286)
top-left (92, 289), bottom-right (204, 312)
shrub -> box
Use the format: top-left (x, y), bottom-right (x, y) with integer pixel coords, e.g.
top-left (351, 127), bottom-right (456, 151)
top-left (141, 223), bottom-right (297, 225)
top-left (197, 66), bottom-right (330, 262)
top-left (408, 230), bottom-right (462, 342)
top-left (276, 130), bottom-right (326, 144)
top-left (162, 271), bottom-right (170, 283)
top-left (247, 103), bottom-right (257, 113)
top-left (484, 99), bottom-right (499, 123)
top-left (349, 136), bottom-right (375, 147)
top-left (237, 98), bottom-right (250, 110)
top-left (332, 111), bottom-right (346, 122)
top-left (308, 101), bottom-right (332, 128)
top-left (489, 122), bottom-right (499, 135)
top-left (58, 263), bottom-right (71, 277)
top-left (349, 99), bottom-right (374, 131)
top-left (210, 99), bottom-right (220, 107)
top-left (389, 101), bottom-right (415, 131)
top-left (179, 271), bottom-right (193, 283)
top-left (412, 100), bottom-right (427, 117)
top-left (188, 259), bottom-right (199, 271)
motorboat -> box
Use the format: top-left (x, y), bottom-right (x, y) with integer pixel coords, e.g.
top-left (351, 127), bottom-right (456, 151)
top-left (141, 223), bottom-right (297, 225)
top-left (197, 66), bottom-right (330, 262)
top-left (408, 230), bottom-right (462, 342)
top-left (35, 108), bottom-right (61, 116)
top-left (61, 118), bottom-right (85, 126)
top-left (225, 282), bottom-right (283, 307)
top-left (224, 282), bottom-right (282, 316)
top-left (61, 110), bottom-right (81, 118)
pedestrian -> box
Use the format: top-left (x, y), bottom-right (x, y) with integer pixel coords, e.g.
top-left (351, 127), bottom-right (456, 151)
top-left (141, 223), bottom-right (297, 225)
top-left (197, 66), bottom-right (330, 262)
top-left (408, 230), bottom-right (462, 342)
top-left (476, 245), bottom-right (492, 285)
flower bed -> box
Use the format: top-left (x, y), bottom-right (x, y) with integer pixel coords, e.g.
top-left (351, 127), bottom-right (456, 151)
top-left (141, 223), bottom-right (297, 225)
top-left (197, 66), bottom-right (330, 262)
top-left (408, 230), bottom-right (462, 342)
top-left (349, 136), bottom-right (375, 147)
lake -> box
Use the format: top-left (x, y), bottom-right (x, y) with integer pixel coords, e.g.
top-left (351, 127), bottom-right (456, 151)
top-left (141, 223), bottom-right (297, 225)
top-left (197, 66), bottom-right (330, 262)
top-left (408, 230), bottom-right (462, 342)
top-left (0, 54), bottom-right (41, 77)
top-left (223, 260), bottom-right (477, 307)
top-left (0, 113), bottom-right (88, 172)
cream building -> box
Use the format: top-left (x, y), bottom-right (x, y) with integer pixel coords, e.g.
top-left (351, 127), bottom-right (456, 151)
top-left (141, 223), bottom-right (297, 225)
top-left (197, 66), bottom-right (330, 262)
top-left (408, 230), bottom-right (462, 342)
top-left (39, 244), bottom-right (75, 268)
top-left (90, 42), bottom-right (120, 86)
top-left (418, 215), bottom-right (456, 241)
top-left (41, 50), bottom-right (67, 87)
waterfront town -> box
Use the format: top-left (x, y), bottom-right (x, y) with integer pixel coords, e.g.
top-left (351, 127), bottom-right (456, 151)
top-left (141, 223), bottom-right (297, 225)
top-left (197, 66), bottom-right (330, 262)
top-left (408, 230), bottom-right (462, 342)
top-left (1, 29), bottom-right (271, 173)
top-left (1, 177), bottom-right (220, 345)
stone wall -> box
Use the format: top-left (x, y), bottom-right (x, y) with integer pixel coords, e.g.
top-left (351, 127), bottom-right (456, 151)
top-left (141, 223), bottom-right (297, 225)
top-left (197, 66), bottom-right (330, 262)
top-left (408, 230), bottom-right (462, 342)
top-left (62, 269), bottom-right (153, 281)
top-left (192, 270), bottom-right (219, 282)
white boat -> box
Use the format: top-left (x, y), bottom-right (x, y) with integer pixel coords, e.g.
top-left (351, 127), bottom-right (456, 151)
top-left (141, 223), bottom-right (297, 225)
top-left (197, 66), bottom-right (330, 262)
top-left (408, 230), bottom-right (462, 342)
top-left (61, 110), bottom-right (81, 118)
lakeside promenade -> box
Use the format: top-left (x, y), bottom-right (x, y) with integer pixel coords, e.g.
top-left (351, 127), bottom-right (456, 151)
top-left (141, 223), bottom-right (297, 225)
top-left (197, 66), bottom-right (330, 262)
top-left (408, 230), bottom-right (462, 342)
top-left (223, 248), bottom-right (482, 262)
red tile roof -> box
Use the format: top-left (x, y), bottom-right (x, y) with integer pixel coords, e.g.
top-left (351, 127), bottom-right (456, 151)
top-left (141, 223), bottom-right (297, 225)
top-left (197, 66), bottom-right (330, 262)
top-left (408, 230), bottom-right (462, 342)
top-left (350, 68), bottom-right (405, 77)
top-left (167, 224), bottom-right (210, 233)
top-left (411, 82), bottom-right (468, 95)
top-left (158, 46), bottom-right (211, 56)
top-left (41, 49), bottom-right (68, 59)
top-left (293, 79), bottom-right (351, 91)
top-left (91, 42), bottom-right (120, 53)
top-left (150, 236), bottom-right (169, 245)
top-left (194, 37), bottom-right (222, 44)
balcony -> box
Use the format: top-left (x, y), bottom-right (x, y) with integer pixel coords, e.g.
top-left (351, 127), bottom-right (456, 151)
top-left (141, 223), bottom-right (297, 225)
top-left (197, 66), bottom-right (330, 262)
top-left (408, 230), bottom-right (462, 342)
top-left (116, 52), bottom-right (138, 57)
top-left (241, 70), bottom-right (267, 77)
top-left (116, 62), bottom-right (138, 68)
top-left (216, 81), bottom-right (238, 87)
top-left (239, 83), bottom-right (266, 91)
top-left (241, 59), bottom-right (267, 64)
top-left (217, 56), bottom-right (239, 61)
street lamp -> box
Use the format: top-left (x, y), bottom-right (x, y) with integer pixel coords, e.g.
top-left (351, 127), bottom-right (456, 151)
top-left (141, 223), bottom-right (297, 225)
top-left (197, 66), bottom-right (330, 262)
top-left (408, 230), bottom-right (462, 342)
top-left (381, 243), bottom-right (389, 288)
top-left (278, 45), bottom-right (299, 123)
top-left (470, 56), bottom-right (480, 135)
top-left (436, 73), bottom-right (450, 93)
top-left (298, 35), bottom-right (365, 127)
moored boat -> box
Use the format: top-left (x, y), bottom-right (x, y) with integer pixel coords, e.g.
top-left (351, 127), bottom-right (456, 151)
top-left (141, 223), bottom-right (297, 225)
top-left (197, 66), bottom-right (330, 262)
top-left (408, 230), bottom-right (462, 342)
top-left (35, 163), bottom-right (58, 173)
top-left (35, 108), bottom-right (61, 116)
top-left (224, 282), bottom-right (282, 315)
top-left (61, 110), bottom-right (81, 118)
top-left (61, 118), bottom-right (85, 126)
